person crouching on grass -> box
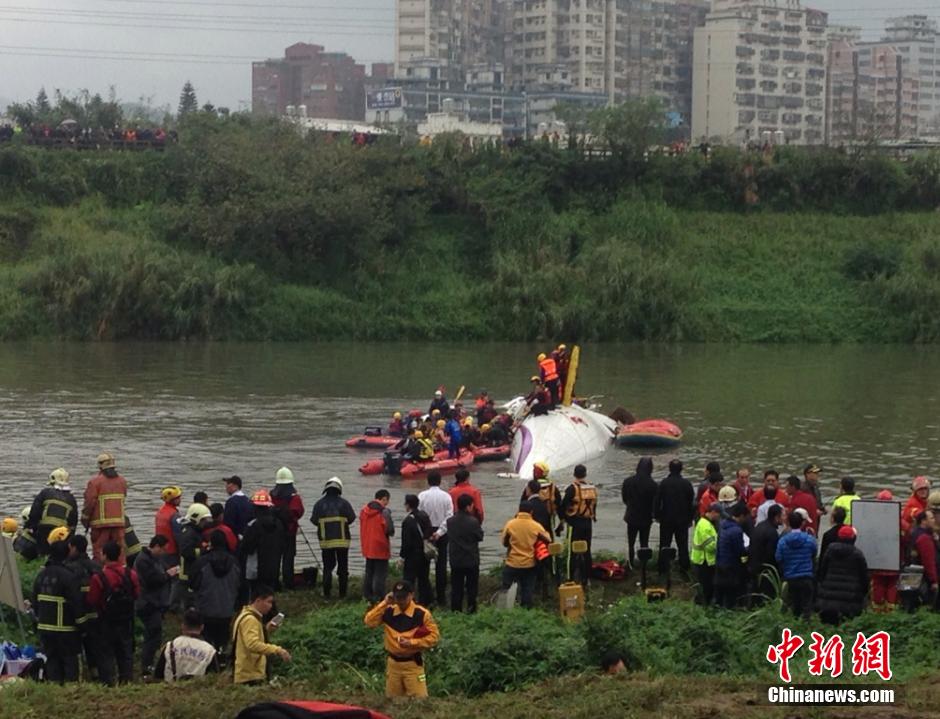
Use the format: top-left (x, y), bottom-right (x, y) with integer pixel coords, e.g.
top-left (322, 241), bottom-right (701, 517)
top-left (364, 579), bottom-right (440, 698)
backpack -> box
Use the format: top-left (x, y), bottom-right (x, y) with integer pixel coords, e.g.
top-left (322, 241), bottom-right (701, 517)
top-left (103, 566), bottom-right (136, 622)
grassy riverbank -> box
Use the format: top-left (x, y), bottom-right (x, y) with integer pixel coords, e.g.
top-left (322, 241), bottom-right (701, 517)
top-left (3, 117), bottom-right (940, 342)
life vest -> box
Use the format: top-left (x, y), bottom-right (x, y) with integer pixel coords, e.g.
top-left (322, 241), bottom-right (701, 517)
top-left (537, 480), bottom-right (558, 520)
top-left (566, 482), bottom-right (597, 519)
top-left (38, 488), bottom-right (75, 529)
top-left (591, 560), bottom-right (625, 581)
top-left (539, 357), bottom-right (559, 382)
top-left (155, 503), bottom-right (179, 555)
top-left (318, 516), bottom-right (351, 549)
top-left (124, 516), bottom-right (142, 558)
top-left (417, 438), bottom-right (435, 461)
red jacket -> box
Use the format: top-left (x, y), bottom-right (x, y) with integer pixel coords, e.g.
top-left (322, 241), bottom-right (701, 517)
top-left (202, 521), bottom-right (238, 553)
top-left (87, 562), bottom-right (141, 613)
top-left (787, 489), bottom-right (820, 535)
top-left (155, 502), bottom-right (179, 555)
top-left (748, 487), bottom-right (791, 516)
top-left (912, 528), bottom-right (939, 585)
top-left (272, 491), bottom-right (305, 536)
top-left (697, 487), bottom-right (719, 518)
top-left (359, 501), bottom-right (392, 560)
top-left (902, 494), bottom-right (928, 534)
top-left (450, 482), bottom-right (484, 524)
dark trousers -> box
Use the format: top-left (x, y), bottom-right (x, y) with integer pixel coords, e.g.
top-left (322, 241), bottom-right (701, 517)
top-left (750, 571), bottom-right (778, 606)
top-left (627, 523), bottom-right (651, 565)
top-left (203, 617), bottom-right (232, 653)
top-left (282, 533), bottom-right (297, 589)
top-left (137, 606), bottom-right (164, 673)
top-left (450, 565), bottom-right (480, 613)
top-left (40, 632), bottom-right (80, 683)
top-left (658, 523), bottom-right (691, 572)
top-left (501, 565), bottom-right (537, 608)
top-left (714, 566), bottom-right (745, 609)
top-left (321, 547), bottom-right (349, 598)
top-left (97, 620), bottom-right (134, 685)
top-left (786, 577), bottom-right (815, 619)
top-left (432, 532), bottom-right (449, 605)
top-left (694, 563), bottom-right (715, 605)
top-left (403, 553), bottom-right (433, 607)
top-left (545, 379), bottom-right (560, 405)
top-left (566, 519), bottom-right (592, 586)
top-left (363, 558), bottom-right (389, 603)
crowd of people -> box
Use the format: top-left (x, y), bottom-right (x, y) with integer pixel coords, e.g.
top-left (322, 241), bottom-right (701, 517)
top-left (621, 459), bottom-right (940, 620)
top-left (0, 122), bottom-right (177, 149)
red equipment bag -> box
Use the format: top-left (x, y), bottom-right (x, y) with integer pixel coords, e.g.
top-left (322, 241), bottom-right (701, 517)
top-left (235, 701), bottom-right (391, 719)
top-left (591, 560), bottom-right (626, 581)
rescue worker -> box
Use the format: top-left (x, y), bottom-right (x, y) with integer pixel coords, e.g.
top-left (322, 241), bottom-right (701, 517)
top-left (154, 486), bottom-right (182, 560)
top-left (432, 419), bottom-right (448, 450)
top-left (32, 527), bottom-right (83, 682)
top-left (388, 412), bottom-right (405, 438)
top-left (1, 516), bottom-right (17, 539)
top-left (444, 412), bottom-right (463, 459)
top-left (64, 535), bottom-right (103, 679)
top-left (178, 503), bottom-right (213, 598)
top-left (27, 467), bottom-right (78, 554)
top-left (428, 389), bottom-right (449, 418)
top-left (87, 540), bottom-right (141, 685)
top-left (910, 510), bottom-right (939, 607)
top-left (476, 398), bottom-right (497, 426)
top-left (232, 584), bottom-right (291, 685)
top-left (270, 466), bottom-right (304, 589)
top-left (691, 503), bottom-right (720, 605)
top-left (413, 430), bottom-right (435, 462)
top-left (14, 505), bottom-right (39, 560)
top-left (500, 500), bottom-right (551, 608)
top-left (537, 352), bottom-right (560, 406)
top-left (310, 477), bottom-right (356, 599)
top-left (902, 476), bottom-right (931, 534)
top-left (552, 344), bottom-right (569, 392)
top-left (123, 515), bottom-right (143, 567)
top-left (474, 389), bottom-right (489, 412)
top-left (560, 464), bottom-right (597, 587)
top-left (81, 452), bottom-right (127, 562)
top-left (483, 420), bottom-right (507, 446)
top-left (364, 579), bottom-right (440, 699)
top-left (461, 417), bottom-right (481, 448)
top-left (832, 476), bottom-right (861, 525)
top-left (524, 377), bottom-right (552, 416)
top-left (361, 489), bottom-right (394, 604)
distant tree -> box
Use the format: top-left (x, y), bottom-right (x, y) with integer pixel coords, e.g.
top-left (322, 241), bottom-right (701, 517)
top-left (178, 81), bottom-right (198, 118)
top-left (588, 97), bottom-right (666, 168)
top-left (201, 102), bottom-right (215, 114)
top-left (35, 87), bottom-right (51, 114)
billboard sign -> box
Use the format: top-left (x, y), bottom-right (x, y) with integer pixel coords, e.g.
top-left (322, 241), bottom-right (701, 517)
top-left (367, 87), bottom-right (402, 110)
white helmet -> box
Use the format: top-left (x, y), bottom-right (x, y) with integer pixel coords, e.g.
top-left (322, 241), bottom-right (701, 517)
top-left (186, 503), bottom-right (212, 524)
top-left (275, 467), bottom-right (295, 485)
top-left (323, 476), bottom-right (343, 493)
top-left (49, 468), bottom-right (70, 488)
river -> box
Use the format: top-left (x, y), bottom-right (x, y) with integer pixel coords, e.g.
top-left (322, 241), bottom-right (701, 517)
top-left (2, 341), bottom-right (939, 571)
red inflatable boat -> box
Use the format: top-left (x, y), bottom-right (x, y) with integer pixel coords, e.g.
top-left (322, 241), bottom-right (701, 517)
top-left (615, 419), bottom-right (683, 448)
top-left (344, 426), bottom-right (401, 449)
top-left (359, 449), bottom-right (473, 477)
top-left (470, 444), bottom-right (511, 462)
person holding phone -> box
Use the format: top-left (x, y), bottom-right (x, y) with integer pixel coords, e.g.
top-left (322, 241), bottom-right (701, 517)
top-left (232, 585), bottom-right (291, 685)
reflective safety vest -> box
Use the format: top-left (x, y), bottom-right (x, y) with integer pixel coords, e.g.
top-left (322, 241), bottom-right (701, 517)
top-left (38, 488), bottom-right (77, 529)
top-left (318, 516), bottom-right (351, 549)
top-left (34, 563), bottom-right (80, 633)
top-left (566, 482), bottom-right (597, 519)
top-left (124, 516), bottom-right (142, 559)
top-left (417, 438), bottom-right (435, 461)
top-left (537, 480), bottom-right (558, 521)
top-left (539, 357), bottom-right (559, 382)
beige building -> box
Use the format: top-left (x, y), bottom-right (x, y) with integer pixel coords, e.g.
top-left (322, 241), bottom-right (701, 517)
top-left (691, 0), bottom-right (829, 145)
top-left (881, 15), bottom-right (940, 136)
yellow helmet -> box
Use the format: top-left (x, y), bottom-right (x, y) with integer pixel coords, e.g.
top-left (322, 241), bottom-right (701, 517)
top-left (537, 353), bottom-right (546, 362)
top-left (480, 423), bottom-right (491, 431)
top-left (557, 343), bottom-right (567, 351)
top-left (393, 412), bottom-right (402, 420)
top-left (161, 486), bottom-right (183, 503)
top-left (533, 461), bottom-right (550, 480)
top-left (431, 409), bottom-right (441, 416)
top-left (463, 417), bottom-right (474, 427)
top-left (96, 452), bottom-right (116, 470)
top-left (1, 517), bottom-right (17, 535)
top-left (530, 375), bottom-right (541, 383)
top-left (436, 419), bottom-right (446, 428)
top-left (48, 526), bottom-right (71, 544)
top-left (414, 430), bottom-right (424, 439)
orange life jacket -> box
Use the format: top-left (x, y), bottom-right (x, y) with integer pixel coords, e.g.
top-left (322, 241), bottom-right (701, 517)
top-left (539, 357), bottom-right (559, 382)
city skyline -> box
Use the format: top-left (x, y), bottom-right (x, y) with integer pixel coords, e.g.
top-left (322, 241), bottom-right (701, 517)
top-left (2, 0), bottom-right (940, 111)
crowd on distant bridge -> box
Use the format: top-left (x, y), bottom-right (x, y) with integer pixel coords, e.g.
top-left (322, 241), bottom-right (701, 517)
top-left (0, 122), bottom-right (178, 150)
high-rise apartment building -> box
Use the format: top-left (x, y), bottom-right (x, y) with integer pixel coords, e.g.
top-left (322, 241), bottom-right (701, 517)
top-left (252, 43), bottom-right (367, 120)
top-left (827, 31), bottom-right (919, 143)
top-left (691, 0), bottom-right (828, 145)
top-left (507, 0), bottom-right (706, 123)
top-left (395, 0), bottom-right (504, 81)
top-left (880, 15), bottom-right (940, 135)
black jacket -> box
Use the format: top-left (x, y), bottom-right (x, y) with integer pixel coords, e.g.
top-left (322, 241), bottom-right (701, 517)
top-left (178, 522), bottom-right (205, 581)
top-left (817, 542), bottom-right (869, 618)
top-left (653, 471), bottom-right (695, 527)
top-left (241, 508), bottom-right (286, 586)
top-left (400, 510), bottom-right (432, 562)
top-left (190, 548), bottom-right (240, 619)
top-left (135, 547), bottom-right (171, 612)
top-left (446, 511), bottom-right (484, 569)
top-left (310, 491), bottom-right (356, 545)
top-left (622, 458), bottom-right (658, 526)
top-left (27, 487), bottom-right (79, 534)
top-left (819, 524), bottom-right (843, 560)
top-left (748, 519), bottom-right (780, 577)
top-left (33, 559), bottom-right (83, 632)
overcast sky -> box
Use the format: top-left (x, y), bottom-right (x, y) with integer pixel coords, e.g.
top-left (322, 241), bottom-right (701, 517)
top-left (1, 0), bottom-right (938, 111)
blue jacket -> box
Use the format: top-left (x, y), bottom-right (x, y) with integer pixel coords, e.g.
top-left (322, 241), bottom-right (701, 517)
top-left (445, 419), bottom-right (462, 445)
top-left (223, 492), bottom-right (255, 538)
top-left (715, 518), bottom-right (746, 569)
top-left (775, 530), bottom-right (817, 579)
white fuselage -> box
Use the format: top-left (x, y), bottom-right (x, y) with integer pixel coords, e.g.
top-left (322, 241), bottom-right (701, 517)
top-left (509, 402), bottom-right (617, 480)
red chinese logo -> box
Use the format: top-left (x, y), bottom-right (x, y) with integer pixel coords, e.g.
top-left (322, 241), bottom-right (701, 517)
top-left (767, 628), bottom-right (804, 682)
top-left (807, 632), bottom-right (844, 678)
top-left (851, 631), bottom-right (892, 681)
